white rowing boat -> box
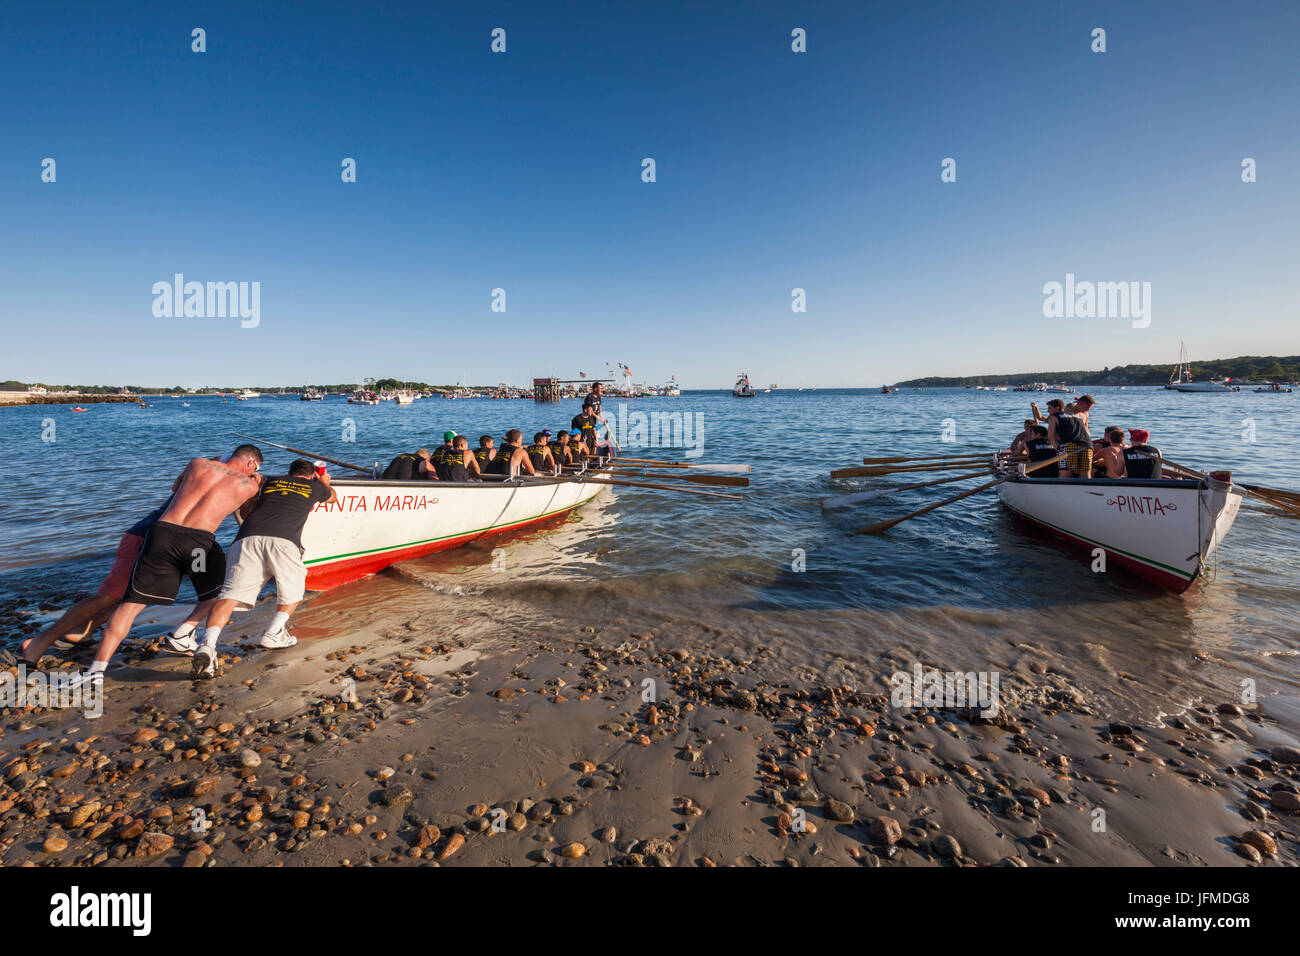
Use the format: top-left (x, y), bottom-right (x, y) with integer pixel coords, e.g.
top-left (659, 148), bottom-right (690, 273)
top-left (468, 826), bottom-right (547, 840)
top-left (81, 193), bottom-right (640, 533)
top-left (300, 473), bottom-right (607, 589)
top-left (995, 463), bottom-right (1243, 592)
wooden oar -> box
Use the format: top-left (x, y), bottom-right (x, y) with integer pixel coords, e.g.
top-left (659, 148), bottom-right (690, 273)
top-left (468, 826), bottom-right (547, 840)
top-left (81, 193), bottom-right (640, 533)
top-left (863, 457), bottom-right (982, 468)
top-left (569, 466), bottom-right (748, 487)
top-left (822, 469), bottom-right (991, 510)
top-left (232, 432), bottom-right (371, 473)
top-left (611, 457), bottom-right (751, 474)
top-left (1243, 484), bottom-right (1300, 508)
top-left (1143, 456), bottom-right (1300, 518)
top-left (831, 461), bottom-right (992, 480)
top-left (852, 453), bottom-right (1067, 535)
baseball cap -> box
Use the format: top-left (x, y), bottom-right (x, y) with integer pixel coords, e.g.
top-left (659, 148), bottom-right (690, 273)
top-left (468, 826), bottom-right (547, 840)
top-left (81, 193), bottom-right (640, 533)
top-left (1129, 428), bottom-right (1149, 442)
top-left (541, 429), bottom-right (552, 436)
top-left (443, 430), bottom-right (457, 442)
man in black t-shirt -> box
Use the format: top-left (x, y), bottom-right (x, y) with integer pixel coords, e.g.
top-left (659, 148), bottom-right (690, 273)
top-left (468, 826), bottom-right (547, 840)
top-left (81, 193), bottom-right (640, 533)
top-left (191, 459), bottom-right (336, 678)
top-left (571, 410), bottom-right (599, 454)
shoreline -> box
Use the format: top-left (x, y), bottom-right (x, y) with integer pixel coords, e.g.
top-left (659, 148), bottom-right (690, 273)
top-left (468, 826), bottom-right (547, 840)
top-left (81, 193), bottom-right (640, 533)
top-left (3, 584), bottom-right (1296, 867)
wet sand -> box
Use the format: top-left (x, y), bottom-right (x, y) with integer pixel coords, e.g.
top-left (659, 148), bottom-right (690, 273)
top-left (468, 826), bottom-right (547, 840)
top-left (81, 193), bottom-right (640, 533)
top-left (3, 573), bottom-right (1298, 868)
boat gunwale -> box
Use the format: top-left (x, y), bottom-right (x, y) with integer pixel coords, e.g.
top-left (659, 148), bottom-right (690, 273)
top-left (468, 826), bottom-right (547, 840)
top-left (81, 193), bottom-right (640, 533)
top-left (999, 475), bottom-right (1206, 491)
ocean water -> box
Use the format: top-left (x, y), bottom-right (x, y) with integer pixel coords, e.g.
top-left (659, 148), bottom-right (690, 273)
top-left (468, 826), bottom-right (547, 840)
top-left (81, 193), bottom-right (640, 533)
top-left (2, 387), bottom-right (1297, 721)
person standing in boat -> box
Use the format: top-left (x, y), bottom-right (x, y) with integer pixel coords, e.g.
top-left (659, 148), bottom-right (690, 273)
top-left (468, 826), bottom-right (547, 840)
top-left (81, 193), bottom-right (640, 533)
top-left (436, 435), bottom-right (482, 481)
top-left (82, 445), bottom-right (265, 687)
top-left (1123, 428), bottom-right (1163, 479)
top-left (570, 407), bottom-right (600, 456)
top-left (187, 459), bottom-right (336, 678)
top-left (527, 431), bottom-right (559, 474)
top-left (488, 429), bottom-right (537, 476)
top-left (1044, 395), bottom-right (1095, 478)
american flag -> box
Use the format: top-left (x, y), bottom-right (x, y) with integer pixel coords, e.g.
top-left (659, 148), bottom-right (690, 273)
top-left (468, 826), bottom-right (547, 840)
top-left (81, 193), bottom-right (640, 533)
top-left (579, 371), bottom-right (586, 378)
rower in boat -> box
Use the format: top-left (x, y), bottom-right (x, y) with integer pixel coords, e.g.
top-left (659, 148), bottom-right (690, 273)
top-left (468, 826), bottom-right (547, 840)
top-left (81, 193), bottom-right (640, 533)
top-left (473, 435), bottom-right (497, 470)
top-left (381, 448), bottom-right (434, 480)
top-left (1009, 419), bottom-right (1037, 456)
top-left (436, 435), bottom-right (482, 481)
top-left (1094, 426), bottom-right (1127, 478)
top-left (553, 430), bottom-right (577, 467)
top-left (1123, 428), bottom-right (1163, 479)
top-left (527, 431), bottom-right (558, 475)
top-left (487, 429), bottom-right (537, 476)
top-left (1023, 424), bottom-right (1058, 476)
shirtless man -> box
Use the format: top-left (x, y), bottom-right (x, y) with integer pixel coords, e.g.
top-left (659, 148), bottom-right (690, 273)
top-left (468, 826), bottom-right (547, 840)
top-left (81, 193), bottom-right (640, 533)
top-left (83, 445), bottom-right (264, 685)
top-left (1094, 426), bottom-right (1127, 478)
top-left (1009, 419), bottom-right (1037, 456)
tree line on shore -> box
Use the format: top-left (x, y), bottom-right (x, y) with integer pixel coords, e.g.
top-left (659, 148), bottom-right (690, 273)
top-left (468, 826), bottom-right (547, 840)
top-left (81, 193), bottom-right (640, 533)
top-left (896, 355), bottom-right (1300, 388)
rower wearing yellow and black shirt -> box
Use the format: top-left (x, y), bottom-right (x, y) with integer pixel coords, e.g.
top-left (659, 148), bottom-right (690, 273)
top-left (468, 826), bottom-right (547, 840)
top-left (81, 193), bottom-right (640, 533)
top-left (486, 429), bottom-right (537, 477)
top-left (526, 431), bottom-right (558, 474)
top-left (436, 435), bottom-right (482, 482)
top-left (553, 430), bottom-right (578, 467)
top-left (473, 435), bottom-right (497, 471)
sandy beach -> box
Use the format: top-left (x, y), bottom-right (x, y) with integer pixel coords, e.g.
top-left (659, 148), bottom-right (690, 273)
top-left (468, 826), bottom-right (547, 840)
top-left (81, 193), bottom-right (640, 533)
top-left (4, 568), bottom-right (1297, 869)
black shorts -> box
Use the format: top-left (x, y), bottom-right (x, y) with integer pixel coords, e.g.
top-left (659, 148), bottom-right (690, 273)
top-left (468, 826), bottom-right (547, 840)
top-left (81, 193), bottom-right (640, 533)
top-left (122, 521), bottom-right (226, 605)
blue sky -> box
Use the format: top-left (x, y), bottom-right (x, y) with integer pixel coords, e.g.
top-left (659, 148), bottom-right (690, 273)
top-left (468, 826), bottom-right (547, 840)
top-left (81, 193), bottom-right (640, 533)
top-left (2, 0), bottom-right (1297, 388)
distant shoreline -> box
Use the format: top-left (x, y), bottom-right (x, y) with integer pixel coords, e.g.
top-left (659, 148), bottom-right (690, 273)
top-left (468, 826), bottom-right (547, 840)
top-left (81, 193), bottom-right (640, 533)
top-left (895, 354), bottom-right (1300, 389)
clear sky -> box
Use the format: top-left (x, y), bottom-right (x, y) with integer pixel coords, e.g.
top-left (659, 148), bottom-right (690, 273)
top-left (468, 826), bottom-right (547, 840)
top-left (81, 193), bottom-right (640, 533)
top-left (2, 0), bottom-right (1297, 389)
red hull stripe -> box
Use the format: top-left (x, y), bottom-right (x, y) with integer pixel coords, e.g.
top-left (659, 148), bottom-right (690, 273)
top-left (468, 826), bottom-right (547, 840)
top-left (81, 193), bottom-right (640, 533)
top-left (304, 507), bottom-right (576, 590)
top-left (1005, 507), bottom-right (1197, 593)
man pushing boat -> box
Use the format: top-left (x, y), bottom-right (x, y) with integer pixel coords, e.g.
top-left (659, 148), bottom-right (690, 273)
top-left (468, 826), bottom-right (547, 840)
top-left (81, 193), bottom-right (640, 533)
top-left (78, 445), bottom-right (265, 688)
top-left (182, 458), bottom-right (336, 679)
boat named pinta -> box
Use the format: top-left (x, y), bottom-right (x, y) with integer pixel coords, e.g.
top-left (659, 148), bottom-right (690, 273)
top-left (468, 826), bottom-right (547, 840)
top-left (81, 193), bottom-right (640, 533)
top-left (995, 460), bottom-right (1243, 592)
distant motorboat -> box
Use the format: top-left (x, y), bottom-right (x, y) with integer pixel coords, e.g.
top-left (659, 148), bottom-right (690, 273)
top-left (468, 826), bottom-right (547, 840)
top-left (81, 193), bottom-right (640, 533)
top-left (733, 373), bottom-right (756, 398)
top-left (300, 387), bottom-right (324, 401)
top-left (237, 389), bottom-right (259, 400)
top-left (1253, 383), bottom-right (1294, 393)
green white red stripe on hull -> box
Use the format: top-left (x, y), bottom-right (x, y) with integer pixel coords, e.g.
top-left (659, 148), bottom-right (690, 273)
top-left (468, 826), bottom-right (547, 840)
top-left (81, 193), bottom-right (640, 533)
top-left (301, 475), bottom-right (607, 590)
top-left (996, 471), bottom-right (1243, 593)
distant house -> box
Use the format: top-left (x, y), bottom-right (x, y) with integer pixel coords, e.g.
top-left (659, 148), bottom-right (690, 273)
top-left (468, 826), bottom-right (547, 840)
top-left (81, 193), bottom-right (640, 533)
top-left (27, 385), bottom-right (48, 395)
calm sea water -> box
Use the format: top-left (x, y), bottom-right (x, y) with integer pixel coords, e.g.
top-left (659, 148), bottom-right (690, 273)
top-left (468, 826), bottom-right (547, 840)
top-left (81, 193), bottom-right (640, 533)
top-left (2, 387), bottom-right (1297, 721)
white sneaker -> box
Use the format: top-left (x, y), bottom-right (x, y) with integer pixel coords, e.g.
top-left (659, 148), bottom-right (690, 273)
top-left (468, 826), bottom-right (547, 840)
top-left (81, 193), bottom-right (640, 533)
top-left (192, 645), bottom-right (217, 679)
top-left (164, 631), bottom-right (198, 654)
top-left (258, 627), bottom-right (297, 649)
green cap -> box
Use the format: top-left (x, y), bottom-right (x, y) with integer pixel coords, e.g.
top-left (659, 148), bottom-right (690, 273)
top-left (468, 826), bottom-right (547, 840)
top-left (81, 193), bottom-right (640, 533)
top-left (443, 430), bottom-right (457, 442)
